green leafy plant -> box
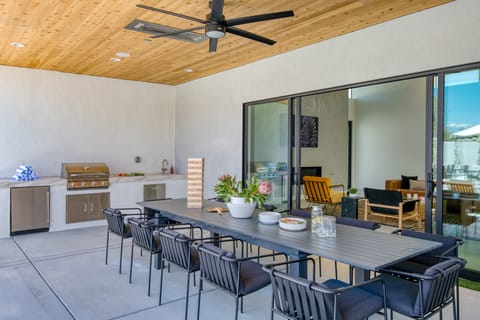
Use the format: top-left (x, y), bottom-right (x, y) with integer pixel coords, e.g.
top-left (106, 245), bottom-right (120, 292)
top-left (348, 187), bottom-right (358, 195)
top-left (214, 174), bottom-right (272, 208)
top-left (214, 174), bottom-right (241, 202)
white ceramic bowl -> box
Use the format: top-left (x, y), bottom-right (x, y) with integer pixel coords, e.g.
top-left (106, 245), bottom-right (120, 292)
top-left (279, 217), bottom-right (307, 231)
top-left (226, 202), bottom-right (256, 219)
top-left (259, 211), bottom-right (281, 224)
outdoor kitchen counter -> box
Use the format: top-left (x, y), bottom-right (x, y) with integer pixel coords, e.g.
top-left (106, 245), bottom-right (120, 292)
top-left (0, 173), bottom-right (186, 189)
top-left (0, 173), bottom-right (187, 238)
top-left (0, 176), bottom-right (64, 189)
top-left (109, 173), bottom-right (186, 183)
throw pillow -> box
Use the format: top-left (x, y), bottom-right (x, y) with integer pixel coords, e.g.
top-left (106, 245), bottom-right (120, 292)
top-left (410, 179), bottom-right (425, 190)
top-left (401, 175), bottom-right (418, 189)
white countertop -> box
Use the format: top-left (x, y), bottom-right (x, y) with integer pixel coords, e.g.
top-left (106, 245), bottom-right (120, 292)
top-left (0, 173), bottom-right (186, 189)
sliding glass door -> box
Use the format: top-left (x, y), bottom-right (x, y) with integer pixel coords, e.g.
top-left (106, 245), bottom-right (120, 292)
top-left (243, 100), bottom-right (289, 211)
top-left (435, 68), bottom-right (480, 279)
top-left (294, 91), bottom-right (349, 209)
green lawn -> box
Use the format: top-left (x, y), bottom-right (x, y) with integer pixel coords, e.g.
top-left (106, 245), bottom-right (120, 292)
top-left (460, 278), bottom-right (480, 291)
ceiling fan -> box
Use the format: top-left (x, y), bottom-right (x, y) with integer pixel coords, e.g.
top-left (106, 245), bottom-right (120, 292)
top-left (136, 0), bottom-right (294, 52)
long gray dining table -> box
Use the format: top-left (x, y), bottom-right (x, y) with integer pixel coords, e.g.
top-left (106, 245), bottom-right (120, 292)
top-left (138, 198), bottom-right (442, 281)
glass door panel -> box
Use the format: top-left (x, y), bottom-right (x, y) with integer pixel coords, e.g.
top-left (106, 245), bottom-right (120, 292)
top-left (295, 91), bottom-right (349, 210)
top-left (244, 100), bottom-right (289, 211)
top-left (441, 68), bottom-right (480, 277)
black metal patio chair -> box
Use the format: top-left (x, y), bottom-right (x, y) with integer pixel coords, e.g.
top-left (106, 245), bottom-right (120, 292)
top-left (128, 217), bottom-right (172, 296)
top-left (103, 207), bottom-right (144, 274)
top-left (370, 257), bottom-right (466, 320)
top-left (193, 240), bottom-right (285, 320)
top-left (263, 258), bottom-right (387, 320)
top-left (157, 226), bottom-right (206, 320)
top-left (389, 228), bottom-right (464, 319)
top-left (390, 229), bottom-right (464, 274)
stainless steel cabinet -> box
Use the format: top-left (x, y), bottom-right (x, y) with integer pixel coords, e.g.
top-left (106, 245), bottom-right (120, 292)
top-left (143, 184), bottom-right (166, 201)
top-left (10, 186), bottom-right (50, 235)
top-left (66, 192), bottom-right (110, 223)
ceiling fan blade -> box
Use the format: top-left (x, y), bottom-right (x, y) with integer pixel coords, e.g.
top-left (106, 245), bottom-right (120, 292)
top-left (209, 38), bottom-right (218, 52)
top-left (210, 0), bottom-right (224, 21)
top-left (150, 26), bottom-right (205, 39)
top-left (226, 27), bottom-right (275, 45)
top-left (136, 4), bottom-right (207, 24)
top-left (225, 10), bottom-right (294, 27)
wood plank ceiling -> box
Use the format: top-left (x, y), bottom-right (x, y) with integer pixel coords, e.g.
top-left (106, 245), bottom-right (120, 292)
top-left (0, 0), bottom-right (453, 85)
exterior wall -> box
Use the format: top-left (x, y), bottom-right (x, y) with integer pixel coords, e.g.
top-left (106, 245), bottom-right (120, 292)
top-left (0, 67), bottom-right (176, 178)
top-left (175, 0), bottom-right (480, 198)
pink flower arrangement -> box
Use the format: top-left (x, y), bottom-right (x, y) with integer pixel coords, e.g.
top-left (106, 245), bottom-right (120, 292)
top-left (258, 181), bottom-right (273, 195)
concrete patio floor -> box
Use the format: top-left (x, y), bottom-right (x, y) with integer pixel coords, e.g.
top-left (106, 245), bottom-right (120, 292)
top-left (1, 226), bottom-right (479, 320)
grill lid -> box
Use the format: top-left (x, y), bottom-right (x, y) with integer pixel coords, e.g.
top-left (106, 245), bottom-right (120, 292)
top-left (61, 162), bottom-right (110, 179)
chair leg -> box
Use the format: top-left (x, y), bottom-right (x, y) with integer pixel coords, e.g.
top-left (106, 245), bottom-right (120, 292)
top-left (159, 256), bottom-right (164, 305)
top-left (456, 281), bottom-right (460, 320)
top-left (119, 236), bottom-right (124, 274)
top-left (147, 250), bottom-right (153, 296)
top-left (105, 229), bottom-right (109, 265)
top-left (196, 279), bottom-right (203, 320)
top-left (185, 271), bottom-right (191, 320)
top-left (270, 291), bottom-right (274, 320)
top-left (235, 296), bottom-right (240, 320)
top-left (452, 295), bottom-right (457, 320)
top-left (129, 240), bottom-right (134, 284)
top-left (318, 257), bottom-right (322, 277)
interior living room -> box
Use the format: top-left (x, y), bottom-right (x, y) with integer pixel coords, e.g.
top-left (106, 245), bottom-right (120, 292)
top-left (1, 0), bottom-right (480, 319)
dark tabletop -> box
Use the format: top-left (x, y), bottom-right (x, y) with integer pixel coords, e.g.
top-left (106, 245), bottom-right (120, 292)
top-left (139, 198), bottom-right (442, 272)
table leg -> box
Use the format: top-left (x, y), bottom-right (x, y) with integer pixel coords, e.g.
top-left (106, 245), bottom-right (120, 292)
top-left (288, 253), bottom-right (309, 279)
top-left (354, 267), bottom-right (371, 283)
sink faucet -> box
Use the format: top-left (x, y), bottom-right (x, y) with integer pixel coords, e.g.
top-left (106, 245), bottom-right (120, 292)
top-left (162, 159), bottom-right (168, 174)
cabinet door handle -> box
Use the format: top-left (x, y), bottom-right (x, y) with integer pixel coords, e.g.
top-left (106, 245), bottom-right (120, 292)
top-left (90, 202), bottom-right (94, 212)
top-left (46, 191), bottom-right (50, 223)
top-left (84, 203), bottom-right (88, 212)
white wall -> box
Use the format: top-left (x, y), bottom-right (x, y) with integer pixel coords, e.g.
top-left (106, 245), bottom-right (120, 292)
top-left (353, 78), bottom-right (426, 190)
top-left (0, 67), bottom-right (175, 178)
top-left (301, 91), bottom-right (349, 185)
top-left (175, 0), bottom-right (480, 198)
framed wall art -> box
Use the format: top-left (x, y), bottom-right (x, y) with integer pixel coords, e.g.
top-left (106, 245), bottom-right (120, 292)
top-left (300, 115), bottom-right (318, 148)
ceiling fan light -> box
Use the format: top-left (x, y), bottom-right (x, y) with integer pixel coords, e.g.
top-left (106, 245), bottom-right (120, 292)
top-left (206, 24), bottom-right (225, 38)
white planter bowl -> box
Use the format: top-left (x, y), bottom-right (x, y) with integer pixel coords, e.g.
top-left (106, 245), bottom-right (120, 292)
top-left (230, 196), bottom-right (246, 204)
top-left (227, 202), bottom-right (256, 218)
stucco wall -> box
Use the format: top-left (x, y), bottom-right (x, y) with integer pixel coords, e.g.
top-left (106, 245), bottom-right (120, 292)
top-left (0, 67), bottom-right (175, 178)
top-left (175, 0), bottom-right (480, 198)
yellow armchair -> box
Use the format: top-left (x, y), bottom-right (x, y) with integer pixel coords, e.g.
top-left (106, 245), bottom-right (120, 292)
top-left (303, 176), bottom-right (345, 213)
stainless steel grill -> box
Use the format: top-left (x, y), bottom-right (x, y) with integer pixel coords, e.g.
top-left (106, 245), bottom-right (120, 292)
top-left (61, 162), bottom-right (110, 190)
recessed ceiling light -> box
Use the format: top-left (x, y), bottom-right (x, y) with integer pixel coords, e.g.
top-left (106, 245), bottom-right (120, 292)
top-left (111, 57), bottom-right (122, 62)
top-left (115, 52), bottom-right (130, 58)
top-left (184, 68), bottom-right (193, 73)
top-left (11, 42), bottom-right (25, 48)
